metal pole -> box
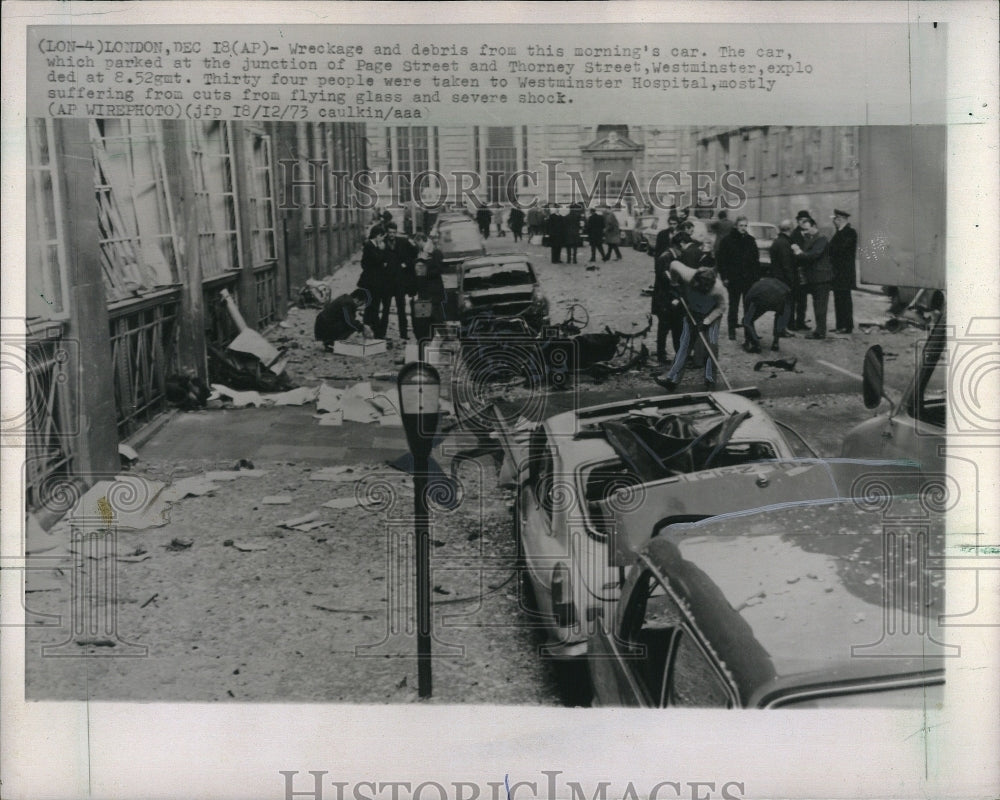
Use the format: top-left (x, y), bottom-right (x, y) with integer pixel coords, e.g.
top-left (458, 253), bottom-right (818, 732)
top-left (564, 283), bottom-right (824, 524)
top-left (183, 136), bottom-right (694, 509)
top-left (413, 454), bottom-right (432, 698)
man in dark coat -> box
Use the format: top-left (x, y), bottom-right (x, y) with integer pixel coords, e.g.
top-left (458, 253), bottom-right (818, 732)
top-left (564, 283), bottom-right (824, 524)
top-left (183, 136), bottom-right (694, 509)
top-left (742, 277), bottom-right (792, 353)
top-left (585, 207), bottom-right (606, 262)
top-left (652, 247), bottom-right (684, 364)
top-left (652, 217), bottom-right (679, 262)
top-left (357, 226), bottom-right (387, 334)
top-left (475, 205), bottom-right (493, 239)
top-left (829, 209), bottom-right (858, 333)
top-left (314, 289), bottom-right (371, 347)
top-left (767, 219), bottom-right (798, 337)
top-left (508, 205), bottom-right (526, 242)
top-left (715, 216), bottom-right (762, 340)
top-left (565, 204), bottom-right (584, 264)
top-left (380, 223), bottom-right (413, 340)
top-left (792, 215), bottom-right (833, 339)
top-left (710, 210), bottom-right (734, 258)
top-left (788, 209), bottom-right (812, 330)
top-left (547, 206), bottom-right (566, 263)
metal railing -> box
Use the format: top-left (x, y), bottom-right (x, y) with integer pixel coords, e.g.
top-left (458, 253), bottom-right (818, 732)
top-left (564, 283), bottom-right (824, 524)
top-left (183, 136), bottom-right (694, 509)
top-left (108, 292), bottom-right (180, 438)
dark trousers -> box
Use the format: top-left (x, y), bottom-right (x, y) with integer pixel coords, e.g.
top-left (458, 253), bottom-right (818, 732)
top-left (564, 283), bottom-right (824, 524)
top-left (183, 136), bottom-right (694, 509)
top-left (833, 289), bottom-right (854, 332)
top-left (589, 239), bottom-right (605, 261)
top-left (603, 242), bottom-right (621, 260)
top-left (511, 228), bottom-right (523, 242)
top-left (363, 288), bottom-right (389, 334)
top-left (743, 301), bottom-right (791, 348)
top-left (655, 311), bottom-right (683, 362)
top-left (566, 247), bottom-right (578, 264)
top-left (550, 246), bottom-right (562, 263)
top-left (809, 282), bottom-right (831, 336)
top-left (726, 283), bottom-right (749, 336)
top-left (792, 282), bottom-right (808, 327)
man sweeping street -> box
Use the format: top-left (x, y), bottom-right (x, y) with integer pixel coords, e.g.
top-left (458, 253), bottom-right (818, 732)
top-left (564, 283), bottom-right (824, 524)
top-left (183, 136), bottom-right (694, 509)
top-left (654, 263), bottom-right (727, 392)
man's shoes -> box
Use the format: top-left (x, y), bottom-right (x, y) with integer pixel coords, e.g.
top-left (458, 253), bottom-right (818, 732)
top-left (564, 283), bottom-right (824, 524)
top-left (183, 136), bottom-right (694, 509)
top-left (728, 331), bottom-right (737, 341)
top-left (833, 328), bottom-right (853, 334)
top-left (703, 378), bottom-right (716, 391)
top-left (805, 332), bottom-right (826, 340)
top-left (742, 341), bottom-right (762, 354)
top-left (770, 342), bottom-right (781, 352)
top-left (778, 330), bottom-right (796, 338)
top-left (654, 376), bottom-right (677, 392)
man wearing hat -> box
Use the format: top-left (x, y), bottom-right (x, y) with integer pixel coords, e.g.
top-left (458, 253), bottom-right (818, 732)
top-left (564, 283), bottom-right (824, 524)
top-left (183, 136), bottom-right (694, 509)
top-left (791, 215), bottom-right (833, 339)
top-left (788, 210), bottom-right (812, 331)
top-left (829, 209), bottom-right (858, 333)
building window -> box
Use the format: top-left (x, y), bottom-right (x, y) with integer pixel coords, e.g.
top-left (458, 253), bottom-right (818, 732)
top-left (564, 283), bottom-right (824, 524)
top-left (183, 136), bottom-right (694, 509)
top-left (26, 118), bottom-right (69, 320)
top-left (243, 129), bottom-right (278, 267)
top-left (840, 127), bottom-right (859, 178)
top-left (485, 126), bottom-right (517, 204)
top-left (188, 120), bottom-right (242, 280)
top-left (91, 119), bottom-right (180, 303)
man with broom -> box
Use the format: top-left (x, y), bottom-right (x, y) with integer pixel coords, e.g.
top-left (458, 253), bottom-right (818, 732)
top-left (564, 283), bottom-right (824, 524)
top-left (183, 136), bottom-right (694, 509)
top-left (653, 263), bottom-right (727, 392)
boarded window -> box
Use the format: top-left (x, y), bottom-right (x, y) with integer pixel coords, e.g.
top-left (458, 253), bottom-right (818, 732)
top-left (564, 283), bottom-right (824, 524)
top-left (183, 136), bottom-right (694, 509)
top-left (188, 120), bottom-right (241, 280)
top-left (91, 119), bottom-right (180, 303)
top-left (26, 118), bottom-right (68, 320)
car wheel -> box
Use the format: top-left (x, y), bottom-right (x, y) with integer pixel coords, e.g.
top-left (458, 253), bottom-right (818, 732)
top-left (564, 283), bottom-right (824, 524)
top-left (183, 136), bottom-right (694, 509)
top-left (555, 657), bottom-right (593, 707)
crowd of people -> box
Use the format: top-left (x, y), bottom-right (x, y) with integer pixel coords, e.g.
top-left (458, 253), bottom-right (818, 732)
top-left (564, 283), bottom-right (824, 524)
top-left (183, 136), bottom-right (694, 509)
top-left (313, 210), bottom-right (448, 350)
top-left (312, 202), bottom-right (859, 396)
top-left (649, 207), bottom-right (858, 391)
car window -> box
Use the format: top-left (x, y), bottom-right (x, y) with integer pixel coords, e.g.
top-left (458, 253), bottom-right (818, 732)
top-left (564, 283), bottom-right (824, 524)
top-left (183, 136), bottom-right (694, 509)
top-left (667, 635), bottom-right (733, 708)
top-left (462, 263), bottom-right (534, 290)
top-left (439, 224), bottom-right (482, 250)
top-left (913, 322), bottom-right (947, 429)
top-left (620, 570), bottom-right (683, 706)
top-left (581, 460), bottom-right (636, 536)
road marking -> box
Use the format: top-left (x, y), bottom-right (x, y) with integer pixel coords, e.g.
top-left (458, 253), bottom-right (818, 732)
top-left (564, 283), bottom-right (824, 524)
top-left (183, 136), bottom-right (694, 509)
top-left (817, 359), bottom-right (863, 381)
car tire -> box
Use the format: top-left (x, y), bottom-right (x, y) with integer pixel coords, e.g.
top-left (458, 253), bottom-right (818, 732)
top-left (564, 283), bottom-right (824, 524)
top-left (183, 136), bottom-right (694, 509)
top-left (555, 657), bottom-right (593, 707)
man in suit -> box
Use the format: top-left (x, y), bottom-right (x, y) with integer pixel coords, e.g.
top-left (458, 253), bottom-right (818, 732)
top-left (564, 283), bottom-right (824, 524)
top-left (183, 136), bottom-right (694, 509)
top-left (788, 209), bottom-right (813, 330)
top-left (791, 215), bottom-right (833, 339)
top-left (829, 209), bottom-right (858, 333)
top-left (715, 216), bottom-right (762, 341)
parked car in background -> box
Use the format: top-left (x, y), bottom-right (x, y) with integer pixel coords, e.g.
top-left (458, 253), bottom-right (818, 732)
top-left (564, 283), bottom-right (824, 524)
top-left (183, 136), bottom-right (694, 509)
top-left (589, 496), bottom-right (944, 708)
top-left (633, 214), bottom-right (664, 252)
top-left (456, 254), bottom-right (550, 335)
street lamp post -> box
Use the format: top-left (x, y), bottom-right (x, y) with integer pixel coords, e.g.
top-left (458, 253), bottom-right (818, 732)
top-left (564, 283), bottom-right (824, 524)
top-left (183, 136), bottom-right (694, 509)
top-left (397, 362), bottom-right (442, 698)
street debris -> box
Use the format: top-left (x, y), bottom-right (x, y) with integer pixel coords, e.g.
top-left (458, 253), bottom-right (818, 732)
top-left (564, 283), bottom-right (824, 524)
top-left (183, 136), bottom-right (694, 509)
top-left (270, 386), bottom-right (319, 406)
top-left (226, 540), bottom-right (269, 552)
top-left (321, 497), bottom-right (361, 510)
top-left (165, 537), bottom-right (193, 551)
top-left (261, 495), bottom-right (293, 505)
top-left (753, 357), bottom-right (798, 372)
top-left (140, 593), bottom-right (159, 608)
top-left (310, 465), bottom-right (366, 481)
top-left (119, 443), bottom-right (139, 465)
top-left (211, 384), bottom-right (265, 408)
top-left (278, 512), bottom-right (329, 532)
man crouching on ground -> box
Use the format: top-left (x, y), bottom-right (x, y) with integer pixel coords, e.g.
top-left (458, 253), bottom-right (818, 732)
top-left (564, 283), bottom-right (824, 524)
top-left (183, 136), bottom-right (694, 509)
top-left (654, 264), bottom-right (726, 392)
top-left (314, 288), bottom-right (374, 349)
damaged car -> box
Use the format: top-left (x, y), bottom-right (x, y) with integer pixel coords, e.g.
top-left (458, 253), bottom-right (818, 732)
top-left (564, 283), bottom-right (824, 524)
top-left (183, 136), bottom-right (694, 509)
top-left (589, 495), bottom-right (945, 708)
top-left (457, 254), bottom-right (550, 335)
top-left (498, 389), bottom-right (805, 671)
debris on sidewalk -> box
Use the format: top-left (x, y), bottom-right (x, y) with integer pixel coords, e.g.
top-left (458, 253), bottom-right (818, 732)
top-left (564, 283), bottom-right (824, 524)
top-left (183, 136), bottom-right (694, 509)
top-left (211, 384), bottom-right (266, 408)
top-left (270, 386), bottom-right (319, 406)
top-left (309, 465), bottom-right (366, 482)
top-left (278, 511), bottom-right (324, 531)
top-left (316, 383), bottom-right (344, 413)
top-left (321, 496), bottom-right (361, 510)
top-left (225, 540), bottom-right (269, 552)
top-left (119, 443), bottom-right (139, 466)
top-left (261, 495), bottom-right (293, 505)
top-left (165, 537), bottom-right (193, 551)
top-left (68, 476), bottom-right (171, 531)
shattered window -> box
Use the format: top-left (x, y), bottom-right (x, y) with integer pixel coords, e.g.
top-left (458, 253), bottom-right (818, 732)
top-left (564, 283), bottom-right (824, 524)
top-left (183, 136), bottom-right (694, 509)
top-left (244, 129), bottom-right (278, 268)
top-left (188, 120), bottom-right (241, 280)
top-left (26, 118), bottom-right (68, 320)
top-left (91, 119), bottom-right (179, 303)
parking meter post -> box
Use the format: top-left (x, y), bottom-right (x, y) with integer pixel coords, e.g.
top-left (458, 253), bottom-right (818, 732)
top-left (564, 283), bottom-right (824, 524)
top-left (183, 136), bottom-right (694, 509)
top-left (413, 457), bottom-right (432, 698)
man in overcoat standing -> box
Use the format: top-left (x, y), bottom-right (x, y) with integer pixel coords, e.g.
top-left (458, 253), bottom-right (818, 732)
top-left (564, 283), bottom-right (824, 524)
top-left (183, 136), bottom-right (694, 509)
top-left (829, 209), bottom-right (858, 333)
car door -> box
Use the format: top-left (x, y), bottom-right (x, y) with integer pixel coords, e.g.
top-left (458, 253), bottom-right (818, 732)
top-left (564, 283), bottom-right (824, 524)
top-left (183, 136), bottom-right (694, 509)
top-left (590, 564), bottom-right (738, 707)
